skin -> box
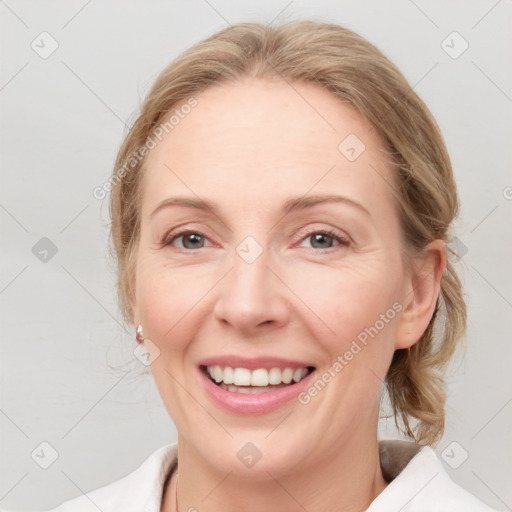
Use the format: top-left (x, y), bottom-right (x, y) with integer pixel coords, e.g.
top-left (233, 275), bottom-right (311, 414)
top-left (131, 78), bottom-right (445, 512)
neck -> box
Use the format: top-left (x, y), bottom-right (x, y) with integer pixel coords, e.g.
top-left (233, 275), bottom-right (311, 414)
top-left (162, 427), bottom-right (388, 512)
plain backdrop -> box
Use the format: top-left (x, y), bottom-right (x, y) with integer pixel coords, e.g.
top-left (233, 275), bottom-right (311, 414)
top-left (1, 1), bottom-right (511, 510)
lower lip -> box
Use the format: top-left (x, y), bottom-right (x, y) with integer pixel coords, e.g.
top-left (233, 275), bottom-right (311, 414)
top-left (199, 367), bottom-right (315, 415)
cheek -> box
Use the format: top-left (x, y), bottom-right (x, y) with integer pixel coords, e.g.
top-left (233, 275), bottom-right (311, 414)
top-left (135, 256), bottom-right (204, 353)
top-left (290, 257), bottom-right (403, 346)
top-left (135, 258), bottom-right (212, 426)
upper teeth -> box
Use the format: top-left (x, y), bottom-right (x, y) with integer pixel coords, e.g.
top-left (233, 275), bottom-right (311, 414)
top-left (206, 366), bottom-right (309, 386)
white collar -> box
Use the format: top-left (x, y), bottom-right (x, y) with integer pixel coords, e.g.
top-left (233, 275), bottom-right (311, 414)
top-left (46, 441), bottom-right (495, 511)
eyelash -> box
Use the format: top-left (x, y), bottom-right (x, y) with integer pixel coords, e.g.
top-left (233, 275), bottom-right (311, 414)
top-left (161, 228), bottom-right (350, 253)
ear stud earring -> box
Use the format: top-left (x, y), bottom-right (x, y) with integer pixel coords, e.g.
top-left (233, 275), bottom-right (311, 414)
top-left (136, 324), bottom-right (144, 343)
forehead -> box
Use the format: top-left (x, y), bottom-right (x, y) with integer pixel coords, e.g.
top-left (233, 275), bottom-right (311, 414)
top-left (141, 78), bottom-right (396, 219)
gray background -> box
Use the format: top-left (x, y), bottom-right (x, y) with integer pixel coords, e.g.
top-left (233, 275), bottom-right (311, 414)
top-left (1, 1), bottom-right (511, 510)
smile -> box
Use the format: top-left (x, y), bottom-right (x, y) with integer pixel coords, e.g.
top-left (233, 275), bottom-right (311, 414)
top-left (198, 360), bottom-right (316, 414)
top-left (203, 365), bottom-right (313, 393)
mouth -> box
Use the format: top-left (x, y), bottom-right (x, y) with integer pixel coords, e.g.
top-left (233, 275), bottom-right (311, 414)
top-left (200, 364), bottom-right (316, 394)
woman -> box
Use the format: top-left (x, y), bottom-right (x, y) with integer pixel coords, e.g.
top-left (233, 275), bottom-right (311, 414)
top-left (24, 20), bottom-right (498, 512)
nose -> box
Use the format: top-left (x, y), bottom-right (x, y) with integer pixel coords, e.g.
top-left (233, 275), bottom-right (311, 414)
top-left (212, 242), bottom-right (290, 333)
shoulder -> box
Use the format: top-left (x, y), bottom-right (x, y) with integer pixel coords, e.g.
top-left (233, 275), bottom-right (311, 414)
top-left (2, 444), bottom-right (178, 512)
top-left (369, 440), bottom-right (498, 512)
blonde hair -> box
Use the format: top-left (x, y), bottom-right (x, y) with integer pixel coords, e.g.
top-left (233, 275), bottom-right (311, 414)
top-left (109, 20), bottom-right (466, 446)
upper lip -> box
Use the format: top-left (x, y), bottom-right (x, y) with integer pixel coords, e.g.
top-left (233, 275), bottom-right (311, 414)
top-left (199, 355), bottom-right (315, 370)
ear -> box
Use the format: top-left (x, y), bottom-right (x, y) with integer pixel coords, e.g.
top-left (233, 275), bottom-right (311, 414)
top-left (394, 239), bottom-right (446, 350)
top-left (129, 278), bottom-right (141, 341)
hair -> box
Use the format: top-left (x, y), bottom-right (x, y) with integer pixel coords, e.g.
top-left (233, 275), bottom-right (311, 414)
top-left (109, 20), bottom-right (466, 446)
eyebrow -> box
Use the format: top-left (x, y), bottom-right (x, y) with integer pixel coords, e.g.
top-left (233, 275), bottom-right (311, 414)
top-left (150, 194), bottom-right (371, 219)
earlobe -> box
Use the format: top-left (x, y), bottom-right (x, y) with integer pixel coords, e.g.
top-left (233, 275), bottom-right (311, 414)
top-left (394, 240), bottom-right (446, 350)
top-left (130, 294), bottom-right (140, 334)
top-left (129, 274), bottom-right (144, 343)
top-left (129, 274), bottom-right (138, 327)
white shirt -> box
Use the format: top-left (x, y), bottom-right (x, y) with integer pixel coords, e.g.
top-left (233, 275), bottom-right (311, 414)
top-left (3, 441), bottom-right (497, 512)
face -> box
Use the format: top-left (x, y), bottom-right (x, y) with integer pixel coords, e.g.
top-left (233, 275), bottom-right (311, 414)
top-left (132, 78), bottom-right (414, 478)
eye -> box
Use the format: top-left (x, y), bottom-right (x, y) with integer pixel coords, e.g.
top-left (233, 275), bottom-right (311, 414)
top-left (162, 228), bottom-right (350, 252)
top-left (297, 229), bottom-right (350, 250)
top-left (163, 230), bottom-right (210, 250)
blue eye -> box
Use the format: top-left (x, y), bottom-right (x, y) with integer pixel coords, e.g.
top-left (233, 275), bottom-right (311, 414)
top-left (162, 228), bottom-right (350, 252)
top-left (299, 230), bottom-right (350, 250)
